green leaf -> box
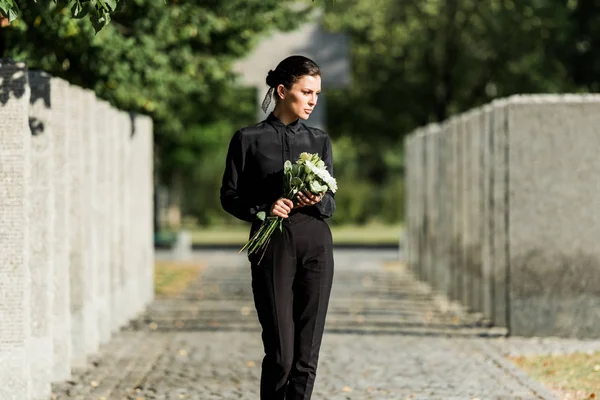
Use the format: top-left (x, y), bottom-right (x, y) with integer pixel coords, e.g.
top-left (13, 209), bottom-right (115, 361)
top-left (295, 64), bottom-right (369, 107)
top-left (7, 6), bottom-right (17, 21)
top-left (104, 0), bottom-right (117, 11)
top-left (291, 177), bottom-right (303, 188)
top-left (256, 211), bottom-right (266, 221)
top-left (0, 0), bottom-right (11, 13)
top-left (90, 8), bottom-right (110, 33)
top-left (71, 1), bottom-right (85, 17)
top-left (292, 164), bottom-right (300, 176)
top-left (0, 0), bottom-right (18, 21)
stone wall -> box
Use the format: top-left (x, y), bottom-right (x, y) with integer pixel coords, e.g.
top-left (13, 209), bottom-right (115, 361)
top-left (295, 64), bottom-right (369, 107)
top-left (405, 94), bottom-right (600, 338)
top-left (0, 59), bottom-right (33, 400)
top-left (0, 61), bottom-right (155, 400)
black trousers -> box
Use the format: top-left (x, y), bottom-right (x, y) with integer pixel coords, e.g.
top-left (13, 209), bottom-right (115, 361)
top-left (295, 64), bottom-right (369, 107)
top-left (250, 212), bottom-right (334, 400)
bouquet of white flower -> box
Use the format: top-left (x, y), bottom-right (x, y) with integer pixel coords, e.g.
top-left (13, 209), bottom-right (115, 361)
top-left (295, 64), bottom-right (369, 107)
top-left (240, 152), bottom-right (338, 263)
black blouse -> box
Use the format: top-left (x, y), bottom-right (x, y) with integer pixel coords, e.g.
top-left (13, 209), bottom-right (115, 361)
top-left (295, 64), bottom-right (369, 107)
top-left (220, 113), bottom-right (336, 223)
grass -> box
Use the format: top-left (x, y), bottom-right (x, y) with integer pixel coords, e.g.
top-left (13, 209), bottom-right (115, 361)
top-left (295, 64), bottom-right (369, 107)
top-left (508, 352), bottom-right (600, 400)
top-left (185, 223), bottom-right (404, 246)
top-left (154, 260), bottom-right (204, 296)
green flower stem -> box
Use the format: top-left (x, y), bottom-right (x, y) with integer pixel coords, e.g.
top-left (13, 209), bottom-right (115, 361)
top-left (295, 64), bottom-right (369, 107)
top-left (239, 220), bottom-right (266, 253)
top-left (240, 188), bottom-right (304, 261)
top-left (240, 216), bottom-right (281, 257)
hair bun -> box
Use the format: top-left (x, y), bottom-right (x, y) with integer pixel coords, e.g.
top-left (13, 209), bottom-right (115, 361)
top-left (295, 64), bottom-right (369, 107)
top-left (266, 69), bottom-right (279, 88)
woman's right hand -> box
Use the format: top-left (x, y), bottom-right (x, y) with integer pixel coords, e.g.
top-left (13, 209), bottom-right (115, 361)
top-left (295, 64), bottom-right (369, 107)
top-left (270, 198), bottom-right (294, 218)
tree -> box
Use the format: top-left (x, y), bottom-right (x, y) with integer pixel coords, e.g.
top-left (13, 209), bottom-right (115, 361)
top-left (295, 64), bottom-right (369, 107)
top-left (0, 0), bottom-right (117, 30)
top-left (323, 0), bottom-right (577, 150)
top-left (1, 0), bottom-right (119, 57)
top-left (3, 0), bottom-right (313, 226)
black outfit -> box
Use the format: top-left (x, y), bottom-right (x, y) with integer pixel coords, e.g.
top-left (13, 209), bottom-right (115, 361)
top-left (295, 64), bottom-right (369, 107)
top-left (220, 113), bottom-right (335, 400)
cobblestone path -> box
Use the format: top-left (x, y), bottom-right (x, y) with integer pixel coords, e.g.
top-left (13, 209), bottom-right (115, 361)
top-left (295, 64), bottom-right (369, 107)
top-left (52, 250), bottom-right (557, 400)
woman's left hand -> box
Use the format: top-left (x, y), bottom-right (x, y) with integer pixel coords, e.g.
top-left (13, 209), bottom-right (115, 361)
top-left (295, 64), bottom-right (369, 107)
top-left (296, 191), bottom-right (323, 207)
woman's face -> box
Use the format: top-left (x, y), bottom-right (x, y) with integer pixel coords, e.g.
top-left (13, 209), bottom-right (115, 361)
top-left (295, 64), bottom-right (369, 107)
top-left (277, 74), bottom-right (322, 120)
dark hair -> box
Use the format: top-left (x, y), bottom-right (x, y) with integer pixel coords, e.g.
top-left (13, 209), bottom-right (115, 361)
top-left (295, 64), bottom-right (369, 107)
top-left (265, 55), bottom-right (321, 90)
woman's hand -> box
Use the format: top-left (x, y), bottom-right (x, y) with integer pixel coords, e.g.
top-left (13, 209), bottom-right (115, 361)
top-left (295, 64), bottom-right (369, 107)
top-left (295, 191), bottom-right (324, 208)
top-left (270, 198), bottom-right (294, 218)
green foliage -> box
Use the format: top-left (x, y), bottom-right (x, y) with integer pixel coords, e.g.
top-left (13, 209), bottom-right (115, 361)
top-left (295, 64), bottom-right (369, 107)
top-left (327, 136), bottom-right (404, 226)
top-left (3, 1), bottom-right (311, 226)
top-left (323, 0), bottom-right (581, 149)
top-left (0, 0), bottom-right (18, 22)
top-left (0, 0), bottom-right (118, 31)
top-left (324, 0), bottom-right (600, 142)
top-left (320, 0), bottom-right (600, 225)
top-left (12, 0), bottom-right (600, 227)
top-left (180, 119), bottom-right (244, 226)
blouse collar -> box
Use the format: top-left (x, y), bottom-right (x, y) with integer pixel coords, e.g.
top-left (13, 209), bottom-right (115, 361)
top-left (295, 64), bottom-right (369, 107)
top-left (266, 112), bottom-right (302, 133)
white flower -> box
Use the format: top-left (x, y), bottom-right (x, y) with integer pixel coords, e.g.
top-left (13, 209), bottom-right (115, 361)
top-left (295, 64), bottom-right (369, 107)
top-left (299, 152), bottom-right (312, 162)
top-left (309, 180), bottom-right (327, 193)
top-left (304, 160), bottom-right (338, 193)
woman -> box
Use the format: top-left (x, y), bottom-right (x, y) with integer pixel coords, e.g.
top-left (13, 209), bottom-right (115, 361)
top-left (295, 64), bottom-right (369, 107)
top-left (220, 55), bottom-right (335, 400)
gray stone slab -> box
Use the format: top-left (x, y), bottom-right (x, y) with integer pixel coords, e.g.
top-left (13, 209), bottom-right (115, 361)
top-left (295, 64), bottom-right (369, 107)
top-left (129, 114), bottom-right (143, 316)
top-left (435, 127), bottom-right (447, 294)
top-left (468, 108), bottom-right (484, 313)
top-left (435, 121), bottom-right (452, 298)
top-left (403, 136), bottom-right (411, 266)
top-left (448, 117), bottom-right (462, 302)
top-left (81, 89), bottom-right (100, 356)
top-left (67, 84), bottom-right (89, 368)
top-left (456, 116), bottom-right (468, 304)
top-left (0, 59), bottom-right (33, 400)
top-left (115, 111), bottom-right (125, 328)
top-left (49, 77), bottom-right (72, 381)
top-left (430, 128), bottom-right (440, 289)
top-left (481, 105), bottom-right (495, 323)
top-left (417, 129), bottom-right (429, 280)
top-left (492, 99), bottom-right (509, 328)
top-left (460, 111), bottom-right (474, 311)
top-left (28, 70), bottom-right (55, 400)
top-left (406, 132), bottom-right (417, 276)
top-left (506, 95), bottom-right (600, 338)
top-left (405, 94), bottom-right (600, 338)
top-left (140, 115), bottom-right (155, 307)
top-left (403, 135), bottom-right (410, 266)
top-left (409, 134), bottom-right (418, 275)
top-left (413, 129), bottom-right (426, 279)
top-left (425, 124), bottom-right (441, 288)
top-left (108, 106), bottom-right (122, 333)
top-left (119, 111), bottom-right (135, 323)
top-left (404, 135), bottom-right (416, 274)
top-left (96, 100), bottom-right (111, 345)
top-left (412, 132), bottom-right (420, 277)
top-left (133, 114), bottom-right (155, 313)
top-left (423, 131), bottom-right (433, 284)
